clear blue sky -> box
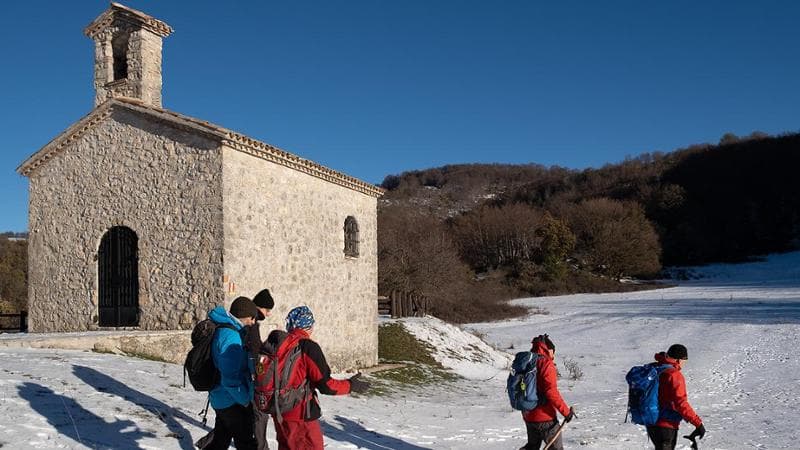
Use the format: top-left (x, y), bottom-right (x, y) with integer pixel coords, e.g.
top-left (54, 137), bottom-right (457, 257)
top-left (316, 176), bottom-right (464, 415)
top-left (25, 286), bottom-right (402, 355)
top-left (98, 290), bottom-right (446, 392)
top-left (2, 1), bottom-right (799, 231)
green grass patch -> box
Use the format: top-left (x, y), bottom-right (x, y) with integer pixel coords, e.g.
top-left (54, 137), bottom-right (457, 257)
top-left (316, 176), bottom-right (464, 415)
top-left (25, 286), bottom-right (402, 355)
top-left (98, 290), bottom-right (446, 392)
top-left (374, 364), bottom-right (457, 385)
top-left (378, 322), bottom-right (439, 366)
top-left (370, 322), bottom-right (460, 395)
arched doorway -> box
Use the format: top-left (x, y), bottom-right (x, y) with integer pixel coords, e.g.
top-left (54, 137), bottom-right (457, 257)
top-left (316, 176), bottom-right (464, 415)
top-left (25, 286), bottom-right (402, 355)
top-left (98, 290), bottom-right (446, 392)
top-left (98, 226), bottom-right (139, 327)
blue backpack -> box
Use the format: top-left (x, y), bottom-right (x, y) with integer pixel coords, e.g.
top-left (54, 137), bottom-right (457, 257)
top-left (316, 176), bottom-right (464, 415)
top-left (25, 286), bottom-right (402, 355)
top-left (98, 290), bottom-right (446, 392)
top-left (625, 363), bottom-right (672, 425)
top-left (507, 351), bottom-right (540, 411)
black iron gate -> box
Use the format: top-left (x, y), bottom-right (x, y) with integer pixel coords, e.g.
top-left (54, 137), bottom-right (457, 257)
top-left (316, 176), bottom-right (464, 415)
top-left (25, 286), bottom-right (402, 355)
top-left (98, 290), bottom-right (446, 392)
top-left (98, 226), bottom-right (139, 327)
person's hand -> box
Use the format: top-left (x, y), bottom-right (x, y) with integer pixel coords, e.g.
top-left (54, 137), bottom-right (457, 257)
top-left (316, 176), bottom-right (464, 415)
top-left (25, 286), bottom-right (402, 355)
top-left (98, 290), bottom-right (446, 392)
top-left (348, 373), bottom-right (370, 394)
top-left (564, 407), bottom-right (576, 423)
top-left (684, 423), bottom-right (706, 441)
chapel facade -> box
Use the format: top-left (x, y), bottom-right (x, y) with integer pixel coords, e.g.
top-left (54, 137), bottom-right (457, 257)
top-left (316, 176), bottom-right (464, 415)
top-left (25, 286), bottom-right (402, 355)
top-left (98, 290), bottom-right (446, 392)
top-left (17, 3), bottom-right (383, 370)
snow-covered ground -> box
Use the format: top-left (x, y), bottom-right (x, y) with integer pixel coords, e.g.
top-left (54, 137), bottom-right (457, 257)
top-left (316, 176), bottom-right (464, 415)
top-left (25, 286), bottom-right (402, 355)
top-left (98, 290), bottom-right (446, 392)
top-left (1, 252), bottom-right (799, 449)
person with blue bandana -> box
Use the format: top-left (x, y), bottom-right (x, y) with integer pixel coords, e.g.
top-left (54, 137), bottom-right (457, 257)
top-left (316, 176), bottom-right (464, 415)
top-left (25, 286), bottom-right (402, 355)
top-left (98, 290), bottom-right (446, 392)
top-left (258, 305), bottom-right (370, 450)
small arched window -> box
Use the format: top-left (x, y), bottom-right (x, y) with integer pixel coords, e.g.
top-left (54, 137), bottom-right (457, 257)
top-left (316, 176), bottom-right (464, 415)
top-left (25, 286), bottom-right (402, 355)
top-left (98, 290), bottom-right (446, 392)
top-left (344, 216), bottom-right (359, 258)
top-left (112, 32), bottom-right (129, 81)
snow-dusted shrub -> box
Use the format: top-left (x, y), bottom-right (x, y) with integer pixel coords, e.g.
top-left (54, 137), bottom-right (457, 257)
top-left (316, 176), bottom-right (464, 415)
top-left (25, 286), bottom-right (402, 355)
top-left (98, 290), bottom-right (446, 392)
top-left (562, 357), bottom-right (584, 381)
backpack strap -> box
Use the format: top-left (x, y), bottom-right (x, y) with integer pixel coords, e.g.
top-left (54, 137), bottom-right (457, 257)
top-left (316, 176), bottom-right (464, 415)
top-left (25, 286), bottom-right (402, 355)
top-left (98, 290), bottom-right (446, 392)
top-left (273, 352), bottom-right (282, 423)
top-left (654, 364), bottom-right (682, 422)
top-left (215, 322), bottom-right (238, 336)
top-left (656, 363), bottom-right (675, 376)
top-left (210, 322), bottom-right (243, 387)
top-left (210, 322), bottom-right (241, 350)
top-left (271, 333), bottom-right (306, 423)
top-left (304, 385), bottom-right (315, 420)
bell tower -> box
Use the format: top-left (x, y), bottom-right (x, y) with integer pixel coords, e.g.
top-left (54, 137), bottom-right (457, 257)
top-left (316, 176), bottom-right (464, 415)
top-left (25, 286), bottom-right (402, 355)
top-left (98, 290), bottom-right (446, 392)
top-left (84, 3), bottom-right (173, 107)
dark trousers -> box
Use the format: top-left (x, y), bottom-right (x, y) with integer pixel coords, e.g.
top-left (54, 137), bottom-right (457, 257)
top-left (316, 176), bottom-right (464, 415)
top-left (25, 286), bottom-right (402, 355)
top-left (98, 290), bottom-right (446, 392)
top-left (254, 404), bottom-right (270, 450)
top-left (522, 420), bottom-right (562, 450)
top-left (206, 403), bottom-right (257, 450)
top-left (646, 426), bottom-right (678, 450)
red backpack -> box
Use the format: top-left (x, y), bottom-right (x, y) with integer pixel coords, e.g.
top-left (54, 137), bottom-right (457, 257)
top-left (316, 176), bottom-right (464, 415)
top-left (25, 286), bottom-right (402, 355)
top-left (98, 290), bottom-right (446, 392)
top-left (254, 330), bottom-right (312, 423)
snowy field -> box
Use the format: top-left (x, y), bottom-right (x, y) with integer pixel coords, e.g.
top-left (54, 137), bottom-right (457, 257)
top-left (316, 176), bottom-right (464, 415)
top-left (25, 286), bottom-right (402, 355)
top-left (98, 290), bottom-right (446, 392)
top-left (1, 252), bottom-right (799, 449)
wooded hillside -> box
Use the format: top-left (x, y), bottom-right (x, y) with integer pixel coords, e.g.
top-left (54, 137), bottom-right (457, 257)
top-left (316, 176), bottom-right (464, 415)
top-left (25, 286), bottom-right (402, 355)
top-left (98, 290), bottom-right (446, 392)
top-left (379, 132), bottom-right (800, 321)
top-left (0, 236), bottom-right (27, 314)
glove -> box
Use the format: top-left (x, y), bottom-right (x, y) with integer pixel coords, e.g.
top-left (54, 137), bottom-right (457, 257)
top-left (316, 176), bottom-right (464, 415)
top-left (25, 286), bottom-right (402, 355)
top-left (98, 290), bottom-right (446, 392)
top-left (564, 407), bottom-right (576, 423)
top-left (684, 423), bottom-right (706, 441)
top-left (348, 373), bottom-right (370, 394)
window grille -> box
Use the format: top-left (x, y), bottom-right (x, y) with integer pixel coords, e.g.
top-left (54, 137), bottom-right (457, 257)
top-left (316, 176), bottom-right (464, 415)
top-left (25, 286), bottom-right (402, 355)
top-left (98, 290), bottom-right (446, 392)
top-left (344, 216), bottom-right (359, 258)
top-left (98, 226), bottom-right (139, 327)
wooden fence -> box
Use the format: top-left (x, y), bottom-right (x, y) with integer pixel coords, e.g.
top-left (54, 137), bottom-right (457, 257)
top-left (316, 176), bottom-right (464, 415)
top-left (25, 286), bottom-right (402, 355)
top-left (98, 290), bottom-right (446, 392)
top-left (378, 290), bottom-right (429, 318)
top-left (0, 311), bottom-right (28, 332)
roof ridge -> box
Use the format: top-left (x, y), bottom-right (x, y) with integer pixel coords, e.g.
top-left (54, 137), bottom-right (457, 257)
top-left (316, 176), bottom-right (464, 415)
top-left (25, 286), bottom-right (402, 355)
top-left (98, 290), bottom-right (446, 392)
top-left (16, 102), bottom-right (115, 176)
top-left (84, 2), bottom-right (173, 38)
top-left (17, 99), bottom-right (384, 198)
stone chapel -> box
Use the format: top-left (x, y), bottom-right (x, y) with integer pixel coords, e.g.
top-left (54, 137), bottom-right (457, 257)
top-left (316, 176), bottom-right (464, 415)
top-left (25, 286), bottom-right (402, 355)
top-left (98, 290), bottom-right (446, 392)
top-left (16, 3), bottom-right (383, 369)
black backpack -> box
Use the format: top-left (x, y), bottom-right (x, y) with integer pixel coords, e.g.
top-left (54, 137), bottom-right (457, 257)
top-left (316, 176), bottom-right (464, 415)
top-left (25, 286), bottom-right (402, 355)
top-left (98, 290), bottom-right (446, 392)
top-left (184, 319), bottom-right (237, 391)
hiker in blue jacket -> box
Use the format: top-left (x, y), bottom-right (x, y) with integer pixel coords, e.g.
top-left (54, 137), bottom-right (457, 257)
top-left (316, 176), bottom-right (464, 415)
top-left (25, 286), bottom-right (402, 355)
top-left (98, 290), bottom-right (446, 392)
top-left (205, 297), bottom-right (259, 450)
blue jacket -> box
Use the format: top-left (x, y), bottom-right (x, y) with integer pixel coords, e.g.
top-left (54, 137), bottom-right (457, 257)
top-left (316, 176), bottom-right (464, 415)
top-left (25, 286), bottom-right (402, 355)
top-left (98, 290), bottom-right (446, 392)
top-left (208, 306), bottom-right (254, 409)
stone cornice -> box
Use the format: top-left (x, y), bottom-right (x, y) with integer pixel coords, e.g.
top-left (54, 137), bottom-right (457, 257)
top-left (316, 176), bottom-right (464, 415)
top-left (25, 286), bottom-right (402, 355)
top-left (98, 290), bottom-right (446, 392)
top-left (17, 98), bottom-right (385, 198)
top-left (222, 135), bottom-right (385, 198)
top-left (17, 103), bottom-right (115, 178)
top-left (84, 2), bottom-right (173, 39)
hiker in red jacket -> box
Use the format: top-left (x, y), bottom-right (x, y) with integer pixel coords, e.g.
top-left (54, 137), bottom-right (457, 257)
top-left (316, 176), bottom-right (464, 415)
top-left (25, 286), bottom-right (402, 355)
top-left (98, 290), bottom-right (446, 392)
top-left (521, 334), bottom-right (575, 450)
top-left (648, 344), bottom-right (705, 450)
top-left (267, 306), bottom-right (370, 450)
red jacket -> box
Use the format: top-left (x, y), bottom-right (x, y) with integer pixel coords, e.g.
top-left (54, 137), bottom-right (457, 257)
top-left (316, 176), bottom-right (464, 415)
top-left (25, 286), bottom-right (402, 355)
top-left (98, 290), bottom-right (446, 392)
top-left (653, 352), bottom-right (703, 429)
top-left (522, 341), bottom-right (571, 423)
top-left (272, 329), bottom-right (351, 422)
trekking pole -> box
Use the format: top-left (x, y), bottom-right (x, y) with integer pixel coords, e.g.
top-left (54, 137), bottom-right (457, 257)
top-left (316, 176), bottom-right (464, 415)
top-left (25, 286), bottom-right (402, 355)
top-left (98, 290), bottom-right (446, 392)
top-left (683, 435), bottom-right (699, 450)
top-left (199, 397), bottom-right (210, 426)
top-left (542, 419), bottom-right (568, 450)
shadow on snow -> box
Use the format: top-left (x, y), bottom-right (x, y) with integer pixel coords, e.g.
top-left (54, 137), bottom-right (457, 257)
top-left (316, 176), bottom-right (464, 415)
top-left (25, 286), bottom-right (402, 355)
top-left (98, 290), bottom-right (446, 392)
top-left (18, 382), bottom-right (156, 449)
top-left (72, 365), bottom-right (207, 450)
top-left (323, 415), bottom-right (432, 450)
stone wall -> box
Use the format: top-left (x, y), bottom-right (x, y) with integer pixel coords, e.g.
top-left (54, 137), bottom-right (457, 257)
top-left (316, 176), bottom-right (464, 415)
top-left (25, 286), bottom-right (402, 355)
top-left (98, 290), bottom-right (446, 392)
top-left (128, 29), bottom-right (164, 107)
top-left (221, 146), bottom-right (379, 371)
top-left (91, 27), bottom-right (164, 107)
top-left (27, 108), bottom-right (224, 332)
top-left (0, 330), bottom-right (191, 365)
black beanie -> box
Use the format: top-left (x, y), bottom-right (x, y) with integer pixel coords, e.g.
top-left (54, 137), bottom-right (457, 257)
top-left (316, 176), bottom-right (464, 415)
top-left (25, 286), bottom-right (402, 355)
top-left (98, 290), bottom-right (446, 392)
top-left (253, 289), bottom-right (275, 310)
top-left (229, 296), bottom-right (258, 320)
top-left (667, 344), bottom-right (688, 360)
top-left (531, 334), bottom-right (555, 351)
